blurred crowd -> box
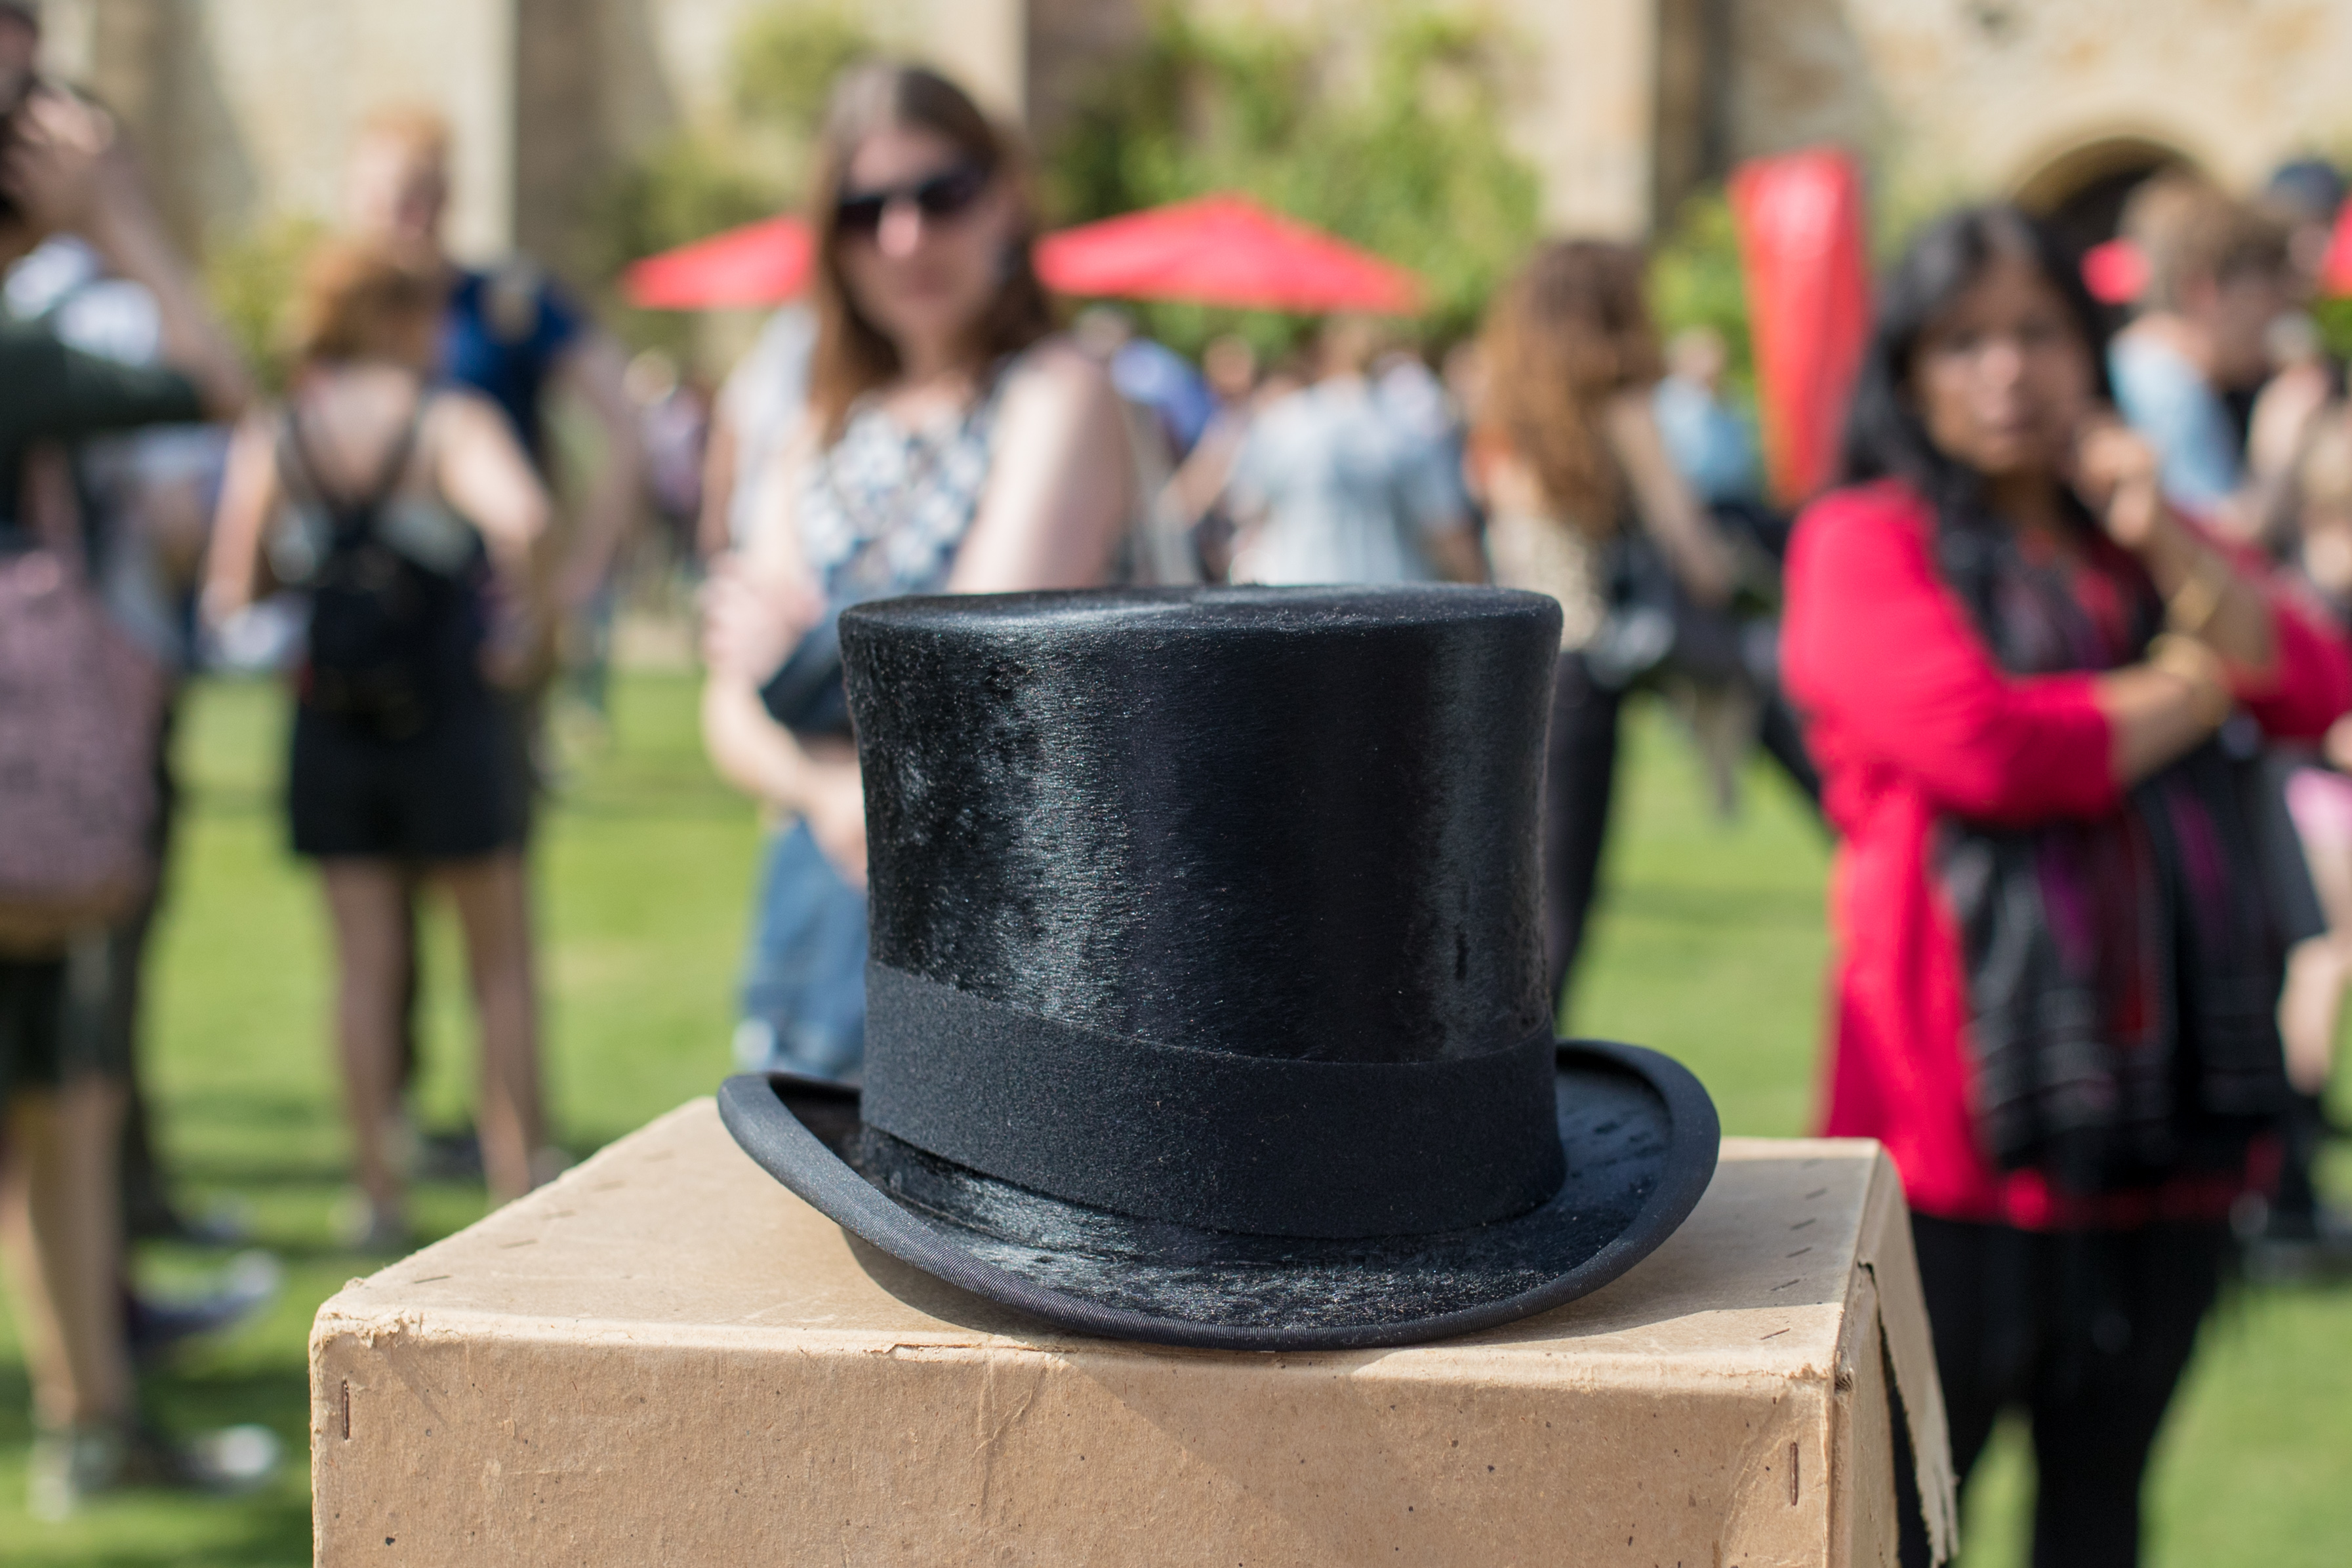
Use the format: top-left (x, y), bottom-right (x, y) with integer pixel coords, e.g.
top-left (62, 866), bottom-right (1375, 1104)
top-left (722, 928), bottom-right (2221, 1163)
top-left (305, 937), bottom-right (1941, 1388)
top-left (5, 16), bottom-right (2352, 1563)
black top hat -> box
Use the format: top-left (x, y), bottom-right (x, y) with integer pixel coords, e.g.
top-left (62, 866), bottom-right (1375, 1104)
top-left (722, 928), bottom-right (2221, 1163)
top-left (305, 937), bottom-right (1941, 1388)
top-left (720, 585), bottom-right (1718, 1350)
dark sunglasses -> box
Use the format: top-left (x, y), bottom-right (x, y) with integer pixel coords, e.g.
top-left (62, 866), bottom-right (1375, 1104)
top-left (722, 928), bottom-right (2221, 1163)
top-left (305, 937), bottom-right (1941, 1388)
top-left (834, 163), bottom-right (992, 238)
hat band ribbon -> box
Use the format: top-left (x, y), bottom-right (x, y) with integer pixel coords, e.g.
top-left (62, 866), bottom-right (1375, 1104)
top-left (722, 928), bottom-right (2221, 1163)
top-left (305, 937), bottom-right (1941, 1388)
top-left (859, 961), bottom-right (1568, 1239)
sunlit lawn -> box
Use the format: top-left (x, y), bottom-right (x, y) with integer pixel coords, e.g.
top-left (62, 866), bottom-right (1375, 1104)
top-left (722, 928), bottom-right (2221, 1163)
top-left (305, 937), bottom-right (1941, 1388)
top-left (0, 673), bottom-right (2345, 1564)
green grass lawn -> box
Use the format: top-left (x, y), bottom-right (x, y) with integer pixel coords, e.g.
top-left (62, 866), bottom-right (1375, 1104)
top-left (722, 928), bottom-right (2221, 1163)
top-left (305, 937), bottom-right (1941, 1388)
top-left (1, 673), bottom-right (2347, 1563)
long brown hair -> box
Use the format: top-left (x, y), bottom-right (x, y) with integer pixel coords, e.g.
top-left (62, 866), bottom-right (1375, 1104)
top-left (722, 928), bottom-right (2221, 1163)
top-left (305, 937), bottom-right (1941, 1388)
top-left (292, 238), bottom-right (447, 366)
top-left (1477, 241), bottom-right (1662, 532)
top-left (806, 62), bottom-right (1053, 441)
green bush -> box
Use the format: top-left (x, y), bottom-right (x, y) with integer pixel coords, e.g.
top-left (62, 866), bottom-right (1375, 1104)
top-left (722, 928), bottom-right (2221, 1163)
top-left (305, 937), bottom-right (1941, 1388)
top-left (731, 3), bottom-right (876, 137)
top-left (1648, 188), bottom-right (1755, 397)
top-left (578, 132), bottom-right (783, 360)
top-left (203, 214), bottom-right (329, 395)
top-left (577, 3), bottom-right (882, 355)
top-left (1042, 4), bottom-right (1541, 359)
top-left (2314, 296), bottom-right (2352, 366)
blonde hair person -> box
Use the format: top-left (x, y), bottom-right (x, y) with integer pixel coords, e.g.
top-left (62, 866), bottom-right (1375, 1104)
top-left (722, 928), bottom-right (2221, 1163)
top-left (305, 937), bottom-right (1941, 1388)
top-left (2110, 174), bottom-right (2319, 540)
top-left (340, 98), bottom-right (645, 679)
top-left (699, 62), bottom-right (1131, 1083)
top-left (1469, 240), bottom-right (1735, 1011)
top-left (336, 99), bottom-right (650, 1211)
top-left (205, 239), bottom-right (554, 1247)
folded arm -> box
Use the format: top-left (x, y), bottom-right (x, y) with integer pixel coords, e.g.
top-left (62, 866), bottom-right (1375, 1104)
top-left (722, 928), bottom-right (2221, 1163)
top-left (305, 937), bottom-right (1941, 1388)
top-left (1785, 491), bottom-right (2124, 819)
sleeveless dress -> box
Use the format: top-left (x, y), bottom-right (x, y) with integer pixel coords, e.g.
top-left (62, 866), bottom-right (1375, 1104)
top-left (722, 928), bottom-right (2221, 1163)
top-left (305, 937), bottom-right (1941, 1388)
top-left (733, 365), bottom-right (1015, 1082)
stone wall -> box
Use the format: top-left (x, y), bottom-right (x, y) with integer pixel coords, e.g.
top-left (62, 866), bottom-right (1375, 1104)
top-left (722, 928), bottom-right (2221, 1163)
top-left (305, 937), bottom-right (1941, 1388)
top-left (1502, 0), bottom-right (1661, 239)
top-left (507, 0), bottom-right (1026, 265)
top-left (37, 0), bottom-right (2352, 276)
top-left (1730, 0), bottom-right (2352, 226)
top-left (37, 0), bottom-right (1026, 273)
top-left (42, 0), bottom-right (516, 258)
top-left (1234, 0), bottom-right (2352, 236)
top-left (1024, 0), bottom-right (1146, 149)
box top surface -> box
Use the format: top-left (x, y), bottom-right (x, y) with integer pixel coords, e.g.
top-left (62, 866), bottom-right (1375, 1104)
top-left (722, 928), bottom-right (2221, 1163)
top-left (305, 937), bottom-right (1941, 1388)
top-left (319, 1099), bottom-right (1899, 1384)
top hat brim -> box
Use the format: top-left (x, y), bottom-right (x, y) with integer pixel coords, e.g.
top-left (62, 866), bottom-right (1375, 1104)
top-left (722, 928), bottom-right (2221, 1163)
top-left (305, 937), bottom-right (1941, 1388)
top-left (718, 1041), bottom-right (1719, 1352)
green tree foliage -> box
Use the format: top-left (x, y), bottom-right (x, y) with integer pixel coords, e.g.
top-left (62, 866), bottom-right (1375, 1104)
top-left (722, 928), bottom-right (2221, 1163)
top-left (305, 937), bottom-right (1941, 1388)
top-left (203, 214), bottom-right (329, 394)
top-left (577, 132), bottom-right (781, 358)
top-left (2314, 296), bottom-right (2352, 366)
top-left (577, 134), bottom-right (781, 296)
top-left (731, 3), bottom-right (875, 137)
top-left (1044, 5), bottom-right (1541, 357)
top-left (577, 3), bottom-right (880, 354)
top-left (1647, 188), bottom-right (1755, 397)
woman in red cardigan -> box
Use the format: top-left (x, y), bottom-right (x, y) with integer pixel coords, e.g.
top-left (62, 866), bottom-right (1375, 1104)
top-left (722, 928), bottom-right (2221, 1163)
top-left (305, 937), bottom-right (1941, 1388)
top-left (1783, 207), bottom-right (2352, 1567)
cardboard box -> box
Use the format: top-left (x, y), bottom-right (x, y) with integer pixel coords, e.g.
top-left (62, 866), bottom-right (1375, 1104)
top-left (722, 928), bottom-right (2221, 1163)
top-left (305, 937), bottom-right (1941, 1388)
top-left (312, 1100), bottom-right (1955, 1565)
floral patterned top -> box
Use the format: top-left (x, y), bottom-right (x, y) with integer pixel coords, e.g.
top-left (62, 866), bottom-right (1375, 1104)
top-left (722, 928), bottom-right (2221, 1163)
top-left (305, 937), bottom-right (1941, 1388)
top-left (796, 357), bottom-right (1019, 615)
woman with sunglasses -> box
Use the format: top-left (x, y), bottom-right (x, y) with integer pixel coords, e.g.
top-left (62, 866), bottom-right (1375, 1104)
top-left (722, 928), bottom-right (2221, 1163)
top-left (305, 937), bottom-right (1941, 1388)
top-left (700, 62), bottom-right (1131, 1083)
top-left (1783, 206), bottom-right (2352, 1566)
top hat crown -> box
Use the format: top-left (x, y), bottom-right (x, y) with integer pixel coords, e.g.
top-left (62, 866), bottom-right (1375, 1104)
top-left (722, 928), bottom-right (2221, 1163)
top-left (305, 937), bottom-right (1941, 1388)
top-left (853, 585), bottom-right (1556, 1064)
top-left (844, 585), bottom-right (1565, 1241)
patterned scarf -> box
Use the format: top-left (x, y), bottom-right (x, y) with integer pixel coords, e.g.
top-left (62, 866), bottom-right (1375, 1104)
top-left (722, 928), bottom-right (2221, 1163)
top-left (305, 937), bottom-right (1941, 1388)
top-left (1935, 505), bottom-right (2290, 1196)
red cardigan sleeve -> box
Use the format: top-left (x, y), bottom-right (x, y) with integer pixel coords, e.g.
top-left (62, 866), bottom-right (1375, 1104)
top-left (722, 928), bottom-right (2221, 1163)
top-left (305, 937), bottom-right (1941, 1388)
top-left (2233, 581), bottom-right (2352, 740)
top-left (1783, 483), bottom-right (2119, 824)
top-left (2166, 515), bottom-right (2352, 740)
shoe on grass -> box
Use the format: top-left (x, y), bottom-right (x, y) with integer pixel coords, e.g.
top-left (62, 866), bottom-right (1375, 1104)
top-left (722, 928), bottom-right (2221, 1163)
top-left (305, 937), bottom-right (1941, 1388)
top-left (332, 1190), bottom-right (412, 1254)
top-left (127, 1249), bottom-right (284, 1363)
top-left (29, 1419), bottom-right (281, 1519)
top-left (129, 1193), bottom-right (257, 1247)
top-left (2237, 1192), bottom-right (2352, 1280)
top-left (415, 1124), bottom-right (486, 1184)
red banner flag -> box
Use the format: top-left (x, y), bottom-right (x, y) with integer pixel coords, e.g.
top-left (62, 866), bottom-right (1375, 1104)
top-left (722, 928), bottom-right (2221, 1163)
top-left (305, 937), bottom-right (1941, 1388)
top-left (1729, 150), bottom-right (1873, 506)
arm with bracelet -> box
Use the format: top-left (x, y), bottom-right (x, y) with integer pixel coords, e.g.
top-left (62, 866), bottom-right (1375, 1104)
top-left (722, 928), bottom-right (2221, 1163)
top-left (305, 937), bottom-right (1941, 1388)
top-left (2075, 419), bottom-right (2352, 780)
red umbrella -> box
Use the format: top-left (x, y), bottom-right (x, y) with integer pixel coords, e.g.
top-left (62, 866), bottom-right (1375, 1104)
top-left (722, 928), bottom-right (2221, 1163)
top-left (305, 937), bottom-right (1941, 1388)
top-left (2082, 237), bottom-right (2149, 305)
top-left (1730, 148), bottom-right (1873, 507)
top-left (2322, 200), bottom-right (2352, 296)
top-left (622, 215), bottom-right (813, 311)
top-left (1034, 193), bottom-right (1425, 315)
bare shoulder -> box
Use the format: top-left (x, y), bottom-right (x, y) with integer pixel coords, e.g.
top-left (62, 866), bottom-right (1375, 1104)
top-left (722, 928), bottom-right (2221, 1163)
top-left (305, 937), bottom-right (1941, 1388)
top-left (428, 386), bottom-right (513, 442)
top-left (426, 389), bottom-right (535, 476)
top-left (232, 404), bottom-right (284, 452)
top-left (999, 336), bottom-right (1120, 422)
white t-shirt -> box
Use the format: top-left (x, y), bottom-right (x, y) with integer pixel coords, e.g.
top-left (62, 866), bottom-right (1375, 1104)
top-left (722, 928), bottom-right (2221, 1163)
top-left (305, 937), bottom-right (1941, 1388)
top-left (1227, 377), bottom-right (1463, 586)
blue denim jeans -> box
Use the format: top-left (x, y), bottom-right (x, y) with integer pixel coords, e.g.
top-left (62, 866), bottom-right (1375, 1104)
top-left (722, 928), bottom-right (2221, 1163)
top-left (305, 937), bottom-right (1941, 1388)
top-left (732, 821), bottom-right (867, 1083)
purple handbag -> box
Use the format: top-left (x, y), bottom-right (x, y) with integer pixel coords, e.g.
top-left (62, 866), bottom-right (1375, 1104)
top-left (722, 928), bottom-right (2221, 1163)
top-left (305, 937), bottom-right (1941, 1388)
top-left (0, 526), bottom-right (163, 954)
